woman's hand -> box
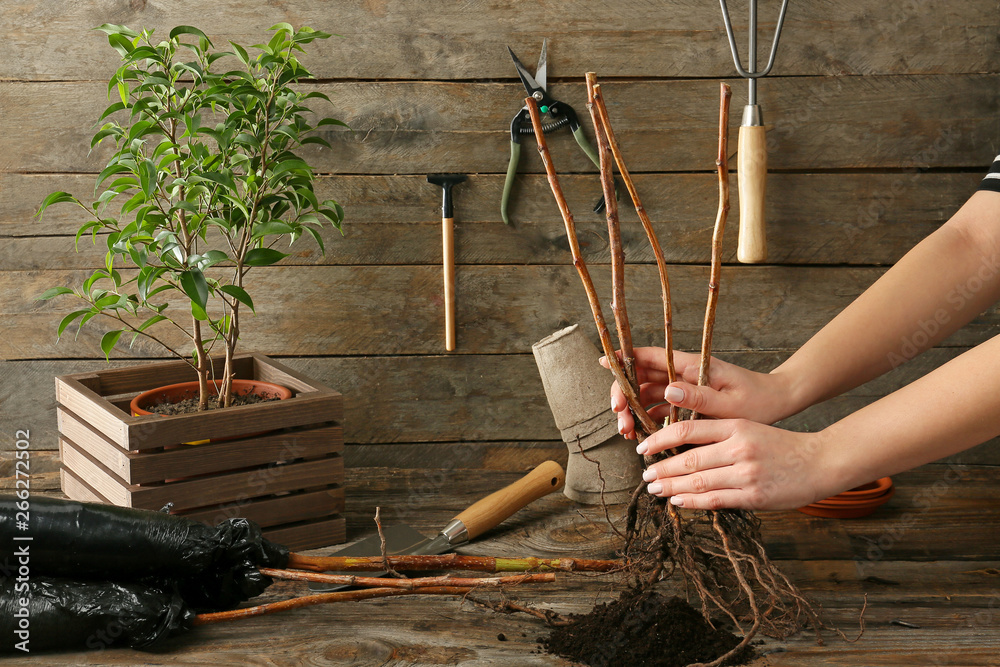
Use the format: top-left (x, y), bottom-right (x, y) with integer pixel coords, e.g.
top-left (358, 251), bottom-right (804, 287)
top-left (601, 347), bottom-right (799, 438)
top-left (636, 419), bottom-right (839, 511)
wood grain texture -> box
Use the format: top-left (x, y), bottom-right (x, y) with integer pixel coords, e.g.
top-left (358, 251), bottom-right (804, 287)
top-left (2, 76), bottom-right (996, 174)
top-left (4, 172), bottom-right (980, 266)
top-left (9, 263), bottom-right (1000, 359)
top-left (1, 0), bottom-right (996, 82)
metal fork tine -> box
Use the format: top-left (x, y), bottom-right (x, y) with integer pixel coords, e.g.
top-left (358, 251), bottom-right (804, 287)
top-left (719, 0), bottom-right (789, 80)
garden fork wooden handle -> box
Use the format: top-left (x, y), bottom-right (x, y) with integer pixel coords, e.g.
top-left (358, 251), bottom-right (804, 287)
top-left (737, 124), bottom-right (768, 263)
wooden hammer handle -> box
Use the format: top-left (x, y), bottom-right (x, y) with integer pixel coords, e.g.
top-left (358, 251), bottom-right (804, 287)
top-left (443, 216), bottom-right (455, 351)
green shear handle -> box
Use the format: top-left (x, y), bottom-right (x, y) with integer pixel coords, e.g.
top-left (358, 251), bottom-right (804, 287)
top-left (501, 42), bottom-right (607, 226)
top-left (501, 106), bottom-right (601, 225)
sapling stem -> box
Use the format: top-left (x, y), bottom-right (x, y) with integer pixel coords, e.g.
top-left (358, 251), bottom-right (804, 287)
top-left (586, 73), bottom-right (639, 398)
top-left (693, 82), bottom-right (733, 420)
top-left (524, 96), bottom-right (658, 438)
top-left (588, 75), bottom-right (678, 426)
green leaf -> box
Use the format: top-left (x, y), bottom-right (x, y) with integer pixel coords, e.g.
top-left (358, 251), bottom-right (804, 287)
top-left (179, 268), bottom-right (209, 309)
top-left (56, 309), bottom-right (90, 340)
top-left (137, 314), bottom-right (168, 332)
top-left (268, 22), bottom-right (296, 36)
top-left (169, 25), bottom-right (210, 43)
top-left (302, 91), bottom-right (332, 104)
top-left (317, 118), bottom-right (349, 128)
top-left (74, 221), bottom-right (103, 249)
top-left (100, 329), bottom-right (124, 361)
top-left (244, 247), bottom-right (287, 266)
top-left (302, 225), bottom-right (326, 255)
top-left (94, 24), bottom-right (140, 39)
top-left (99, 101), bottom-right (127, 122)
top-left (37, 286), bottom-right (74, 301)
top-left (199, 170), bottom-right (236, 190)
top-left (229, 41), bottom-right (250, 65)
top-left (190, 300), bottom-right (209, 321)
top-left (301, 135), bottom-right (332, 149)
top-left (107, 33), bottom-right (134, 58)
top-left (139, 159), bottom-right (158, 196)
top-left (268, 159), bottom-right (311, 180)
top-left (220, 284), bottom-right (255, 313)
top-left (36, 191), bottom-right (78, 217)
top-left (96, 163), bottom-right (131, 187)
top-left (94, 293), bottom-right (122, 309)
top-left (252, 220), bottom-right (294, 238)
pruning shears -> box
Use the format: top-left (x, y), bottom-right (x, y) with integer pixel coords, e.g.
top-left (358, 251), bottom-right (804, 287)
top-left (501, 40), bottom-right (604, 225)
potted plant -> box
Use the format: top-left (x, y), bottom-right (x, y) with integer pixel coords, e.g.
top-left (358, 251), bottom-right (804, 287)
top-left (38, 22), bottom-right (344, 410)
top-left (36, 23), bottom-right (348, 550)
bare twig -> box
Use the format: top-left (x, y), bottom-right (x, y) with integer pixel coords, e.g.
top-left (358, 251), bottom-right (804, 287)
top-left (693, 82), bottom-right (732, 419)
top-left (524, 96), bottom-right (657, 438)
top-left (468, 594), bottom-right (574, 626)
top-left (588, 75), bottom-right (678, 426)
top-left (586, 73), bottom-right (638, 398)
top-left (261, 568), bottom-right (556, 589)
top-left (192, 586), bottom-right (477, 625)
top-left (375, 506), bottom-right (405, 578)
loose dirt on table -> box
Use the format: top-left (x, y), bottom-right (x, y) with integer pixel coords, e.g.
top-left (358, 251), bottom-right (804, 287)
top-left (541, 588), bottom-right (757, 667)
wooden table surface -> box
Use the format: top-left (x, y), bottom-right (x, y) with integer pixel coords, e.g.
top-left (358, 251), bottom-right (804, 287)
top-left (20, 463), bottom-right (1000, 666)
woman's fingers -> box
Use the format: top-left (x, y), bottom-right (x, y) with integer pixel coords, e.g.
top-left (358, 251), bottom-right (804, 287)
top-left (637, 420), bottom-right (829, 511)
top-left (661, 381), bottom-right (739, 420)
top-left (637, 418), bottom-right (739, 456)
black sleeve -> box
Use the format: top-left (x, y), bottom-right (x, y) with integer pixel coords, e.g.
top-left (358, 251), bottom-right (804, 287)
top-left (980, 154), bottom-right (1000, 193)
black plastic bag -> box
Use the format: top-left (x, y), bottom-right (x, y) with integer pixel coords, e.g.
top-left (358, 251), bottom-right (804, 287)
top-left (0, 577), bottom-right (194, 653)
top-left (0, 496), bottom-right (288, 609)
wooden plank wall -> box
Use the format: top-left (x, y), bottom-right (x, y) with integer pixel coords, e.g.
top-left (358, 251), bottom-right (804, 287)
top-left (1, 1), bottom-right (999, 486)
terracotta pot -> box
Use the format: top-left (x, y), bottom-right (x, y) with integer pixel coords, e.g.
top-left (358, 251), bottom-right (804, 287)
top-left (797, 477), bottom-right (894, 519)
top-left (131, 379), bottom-right (293, 445)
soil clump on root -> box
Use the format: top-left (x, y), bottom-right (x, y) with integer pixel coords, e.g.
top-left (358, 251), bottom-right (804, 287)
top-left (542, 588), bottom-right (757, 667)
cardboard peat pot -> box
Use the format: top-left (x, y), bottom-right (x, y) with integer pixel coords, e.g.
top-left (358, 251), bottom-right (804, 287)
top-left (533, 324), bottom-right (643, 504)
top-left (56, 353), bottom-right (345, 550)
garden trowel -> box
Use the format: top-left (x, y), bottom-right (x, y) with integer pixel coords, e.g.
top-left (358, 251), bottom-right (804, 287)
top-left (308, 460), bottom-right (565, 591)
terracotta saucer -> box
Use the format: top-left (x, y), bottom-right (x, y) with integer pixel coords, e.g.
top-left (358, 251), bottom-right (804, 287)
top-left (797, 477), bottom-right (894, 519)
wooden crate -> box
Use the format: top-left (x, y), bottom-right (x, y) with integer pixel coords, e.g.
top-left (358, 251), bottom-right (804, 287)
top-left (56, 353), bottom-right (345, 551)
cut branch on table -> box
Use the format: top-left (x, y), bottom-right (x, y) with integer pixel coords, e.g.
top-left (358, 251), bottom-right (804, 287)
top-left (286, 552), bottom-right (623, 573)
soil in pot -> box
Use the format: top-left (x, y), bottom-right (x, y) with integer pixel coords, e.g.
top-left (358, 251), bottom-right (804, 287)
top-left (541, 588), bottom-right (757, 667)
top-left (131, 379), bottom-right (292, 416)
top-left (145, 390), bottom-right (279, 415)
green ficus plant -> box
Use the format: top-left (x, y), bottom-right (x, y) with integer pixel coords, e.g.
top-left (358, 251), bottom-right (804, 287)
top-left (37, 23), bottom-right (345, 410)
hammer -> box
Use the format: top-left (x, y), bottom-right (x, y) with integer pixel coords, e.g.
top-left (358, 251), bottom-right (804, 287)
top-left (427, 174), bottom-right (467, 351)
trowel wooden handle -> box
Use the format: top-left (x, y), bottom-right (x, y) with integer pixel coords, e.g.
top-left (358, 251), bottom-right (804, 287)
top-left (453, 460), bottom-right (566, 541)
top-left (737, 125), bottom-right (768, 263)
top-left (443, 215), bottom-right (456, 351)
